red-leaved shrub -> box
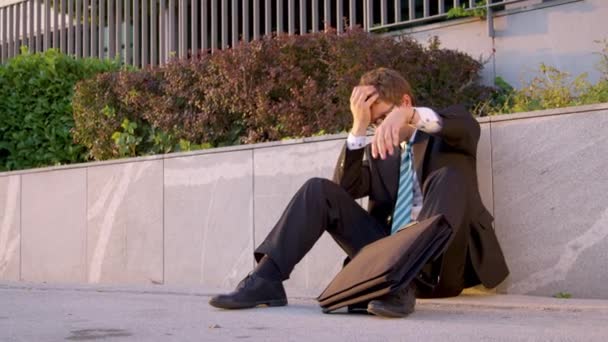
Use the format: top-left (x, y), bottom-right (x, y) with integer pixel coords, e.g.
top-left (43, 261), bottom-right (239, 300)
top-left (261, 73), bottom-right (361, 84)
top-left (73, 28), bottom-right (490, 160)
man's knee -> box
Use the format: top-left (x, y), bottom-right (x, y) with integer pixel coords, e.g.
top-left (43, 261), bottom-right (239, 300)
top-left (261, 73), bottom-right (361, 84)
top-left (301, 177), bottom-right (335, 194)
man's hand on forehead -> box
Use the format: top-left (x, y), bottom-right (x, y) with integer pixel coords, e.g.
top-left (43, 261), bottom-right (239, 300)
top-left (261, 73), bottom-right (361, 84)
top-left (349, 86), bottom-right (380, 136)
top-left (351, 85), bottom-right (376, 100)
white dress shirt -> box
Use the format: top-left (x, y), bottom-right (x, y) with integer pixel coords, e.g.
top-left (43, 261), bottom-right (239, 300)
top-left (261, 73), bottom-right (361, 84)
top-left (345, 107), bottom-right (443, 221)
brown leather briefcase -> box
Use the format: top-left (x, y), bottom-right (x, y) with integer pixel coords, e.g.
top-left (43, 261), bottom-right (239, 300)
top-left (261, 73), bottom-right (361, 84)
top-left (317, 214), bottom-right (452, 313)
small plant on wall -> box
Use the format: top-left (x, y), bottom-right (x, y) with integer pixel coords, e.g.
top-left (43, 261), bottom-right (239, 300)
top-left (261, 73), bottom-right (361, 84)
top-left (447, 0), bottom-right (488, 20)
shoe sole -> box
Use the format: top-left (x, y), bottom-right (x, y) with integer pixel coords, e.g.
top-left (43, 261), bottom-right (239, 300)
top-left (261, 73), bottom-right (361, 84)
top-left (209, 298), bottom-right (288, 310)
top-left (367, 304), bottom-right (413, 318)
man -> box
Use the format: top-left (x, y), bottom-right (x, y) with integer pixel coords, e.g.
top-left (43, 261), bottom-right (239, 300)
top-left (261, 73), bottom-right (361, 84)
top-left (209, 68), bottom-right (509, 318)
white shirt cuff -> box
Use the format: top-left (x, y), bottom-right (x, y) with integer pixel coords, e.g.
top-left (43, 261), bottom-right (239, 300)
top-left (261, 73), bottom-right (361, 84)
top-left (413, 107), bottom-right (442, 133)
top-left (346, 133), bottom-right (367, 150)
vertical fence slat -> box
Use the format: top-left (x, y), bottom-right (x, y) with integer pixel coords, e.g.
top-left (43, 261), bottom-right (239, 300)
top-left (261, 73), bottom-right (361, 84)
top-left (469, 0), bottom-right (474, 8)
top-left (17, 3), bottom-right (22, 55)
top-left (53, 0), bottom-right (58, 49)
top-left (312, 0), bottom-right (318, 32)
top-left (170, 0), bottom-right (175, 58)
top-left (108, 0), bottom-right (115, 57)
top-left (201, 0), bottom-right (207, 52)
top-left (16, 2), bottom-right (21, 52)
top-left (365, 0), bottom-right (372, 31)
top-left (231, 0), bottom-right (237, 47)
top-left (134, 0), bottom-right (140, 65)
top-left (439, 0), bottom-right (445, 14)
top-left (124, 0), bottom-right (130, 63)
top-left (152, 0), bottom-right (157, 65)
top-left (380, 0), bottom-right (387, 26)
top-left (242, 0), bottom-right (249, 42)
top-left (170, 0), bottom-right (175, 60)
top-left (423, 0), bottom-right (429, 18)
top-left (276, 0), bottom-right (282, 34)
top-left (337, 0), bottom-right (343, 33)
top-left (68, 0), bottom-right (73, 54)
top-left (177, 0), bottom-right (182, 58)
top-left (3, 7), bottom-right (8, 61)
top-left (15, 3), bottom-right (20, 56)
top-left (83, 0), bottom-right (88, 57)
top-left (44, 0), bottom-right (52, 51)
top-left (288, 0), bottom-right (294, 35)
top-left (13, 5), bottom-right (17, 57)
top-left (27, 0), bottom-right (33, 51)
top-left (253, 0), bottom-right (258, 40)
top-left (76, 0), bottom-right (82, 57)
top-left (60, 0), bottom-right (66, 52)
top-left (159, 0), bottom-right (165, 63)
top-left (299, 0), bottom-right (306, 34)
top-left (1, 8), bottom-right (7, 62)
top-left (8, 5), bottom-right (13, 58)
top-left (211, 0), bottom-right (217, 51)
top-left (90, 0), bottom-right (96, 56)
top-left (221, 0), bottom-right (227, 49)
top-left (99, 0), bottom-right (105, 58)
top-left (19, 2), bottom-right (24, 53)
top-left (349, 0), bottom-right (355, 28)
top-left (12, 2), bottom-right (17, 53)
top-left (36, 0), bottom-right (41, 52)
top-left (394, 0), bottom-right (401, 22)
top-left (323, 0), bottom-right (329, 31)
top-left (178, 0), bottom-right (185, 58)
top-left (21, 2), bottom-right (25, 53)
top-left (12, 3), bottom-right (16, 55)
top-left (6, 5), bottom-right (9, 58)
top-left (408, 0), bottom-right (414, 21)
top-left (20, 1), bottom-right (26, 51)
top-left (143, 0), bottom-right (149, 65)
top-left (116, 0), bottom-right (122, 60)
top-left (191, 0), bottom-right (198, 55)
top-left (262, 0), bottom-right (269, 37)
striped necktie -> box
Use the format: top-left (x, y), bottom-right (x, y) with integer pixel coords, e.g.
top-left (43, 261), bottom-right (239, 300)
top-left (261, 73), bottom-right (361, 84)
top-left (391, 144), bottom-right (414, 234)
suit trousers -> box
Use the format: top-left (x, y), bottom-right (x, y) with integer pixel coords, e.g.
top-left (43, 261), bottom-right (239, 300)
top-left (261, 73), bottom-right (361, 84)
top-left (255, 177), bottom-right (387, 279)
top-left (254, 168), bottom-right (475, 298)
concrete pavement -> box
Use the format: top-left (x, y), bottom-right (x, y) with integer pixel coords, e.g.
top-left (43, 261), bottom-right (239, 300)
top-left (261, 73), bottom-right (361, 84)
top-left (1, 282), bottom-right (608, 342)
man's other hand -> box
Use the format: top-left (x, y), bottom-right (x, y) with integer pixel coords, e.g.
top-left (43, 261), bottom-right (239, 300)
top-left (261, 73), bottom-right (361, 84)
top-left (350, 86), bottom-right (378, 136)
top-left (371, 106), bottom-right (415, 159)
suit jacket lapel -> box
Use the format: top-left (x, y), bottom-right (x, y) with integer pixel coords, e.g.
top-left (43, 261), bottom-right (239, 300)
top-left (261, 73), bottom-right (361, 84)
top-left (412, 131), bottom-right (430, 185)
top-left (373, 145), bottom-right (401, 204)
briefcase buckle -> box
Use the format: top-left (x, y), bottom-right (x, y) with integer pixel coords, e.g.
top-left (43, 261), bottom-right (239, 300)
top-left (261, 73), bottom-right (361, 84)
top-left (399, 220), bottom-right (419, 231)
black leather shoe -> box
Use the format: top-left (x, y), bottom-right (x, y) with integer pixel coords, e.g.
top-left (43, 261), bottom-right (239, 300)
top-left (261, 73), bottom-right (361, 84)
top-left (209, 273), bottom-right (287, 309)
top-left (367, 282), bottom-right (416, 318)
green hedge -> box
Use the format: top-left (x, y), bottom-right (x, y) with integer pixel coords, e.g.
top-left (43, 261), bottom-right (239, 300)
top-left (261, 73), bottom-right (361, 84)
top-left (73, 28), bottom-right (491, 161)
top-left (0, 49), bottom-right (121, 171)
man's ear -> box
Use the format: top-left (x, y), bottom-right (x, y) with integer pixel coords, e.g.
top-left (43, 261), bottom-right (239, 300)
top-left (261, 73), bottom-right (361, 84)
top-left (401, 94), bottom-right (413, 107)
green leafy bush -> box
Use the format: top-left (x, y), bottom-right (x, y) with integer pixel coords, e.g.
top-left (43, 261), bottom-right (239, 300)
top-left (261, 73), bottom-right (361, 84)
top-left (477, 65), bottom-right (608, 115)
top-left (476, 39), bottom-right (608, 115)
top-left (0, 48), bottom-right (120, 171)
top-left (73, 28), bottom-right (491, 160)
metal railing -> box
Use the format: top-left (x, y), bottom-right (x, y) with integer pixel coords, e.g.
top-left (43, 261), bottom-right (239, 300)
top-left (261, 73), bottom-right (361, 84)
top-left (0, 0), bottom-right (543, 66)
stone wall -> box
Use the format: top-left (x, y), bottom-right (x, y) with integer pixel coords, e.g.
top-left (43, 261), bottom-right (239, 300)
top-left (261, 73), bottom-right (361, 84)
top-left (1, 103), bottom-right (607, 298)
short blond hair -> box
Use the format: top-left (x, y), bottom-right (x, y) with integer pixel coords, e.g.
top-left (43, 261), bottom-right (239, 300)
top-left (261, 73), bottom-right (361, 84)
top-left (359, 68), bottom-right (416, 106)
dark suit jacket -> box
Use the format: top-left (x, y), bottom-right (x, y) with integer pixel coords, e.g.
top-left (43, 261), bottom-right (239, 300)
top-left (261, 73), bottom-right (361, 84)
top-left (333, 104), bottom-right (509, 289)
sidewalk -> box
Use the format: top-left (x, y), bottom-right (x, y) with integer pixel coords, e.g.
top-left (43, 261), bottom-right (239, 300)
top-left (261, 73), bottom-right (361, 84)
top-left (2, 282), bottom-right (607, 342)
